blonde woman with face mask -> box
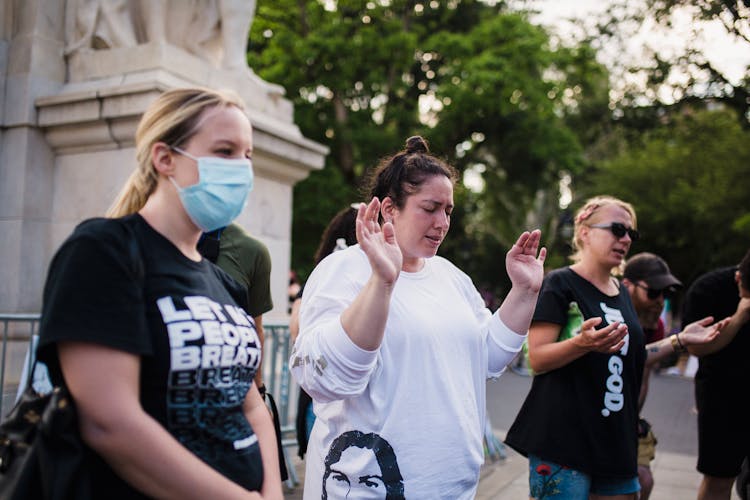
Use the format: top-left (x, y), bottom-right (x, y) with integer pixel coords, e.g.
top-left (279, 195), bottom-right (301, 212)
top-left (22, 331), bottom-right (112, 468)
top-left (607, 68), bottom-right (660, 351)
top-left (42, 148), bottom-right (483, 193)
top-left (37, 88), bottom-right (283, 499)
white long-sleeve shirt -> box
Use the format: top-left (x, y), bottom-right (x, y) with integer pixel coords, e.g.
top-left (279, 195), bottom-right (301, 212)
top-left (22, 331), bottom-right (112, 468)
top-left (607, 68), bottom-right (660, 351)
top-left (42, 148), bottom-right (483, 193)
top-left (290, 245), bottom-right (525, 499)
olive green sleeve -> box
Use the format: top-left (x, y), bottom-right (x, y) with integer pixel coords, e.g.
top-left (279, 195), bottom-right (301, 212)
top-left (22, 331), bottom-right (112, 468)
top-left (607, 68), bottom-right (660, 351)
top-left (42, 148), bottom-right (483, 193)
top-left (245, 237), bottom-right (273, 317)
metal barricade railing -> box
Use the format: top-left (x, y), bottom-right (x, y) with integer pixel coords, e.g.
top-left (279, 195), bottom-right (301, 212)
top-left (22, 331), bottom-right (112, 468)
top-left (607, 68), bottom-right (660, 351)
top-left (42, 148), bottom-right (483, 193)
top-left (262, 322), bottom-right (299, 487)
top-left (0, 313), bottom-right (40, 418)
top-left (263, 323), bottom-right (293, 424)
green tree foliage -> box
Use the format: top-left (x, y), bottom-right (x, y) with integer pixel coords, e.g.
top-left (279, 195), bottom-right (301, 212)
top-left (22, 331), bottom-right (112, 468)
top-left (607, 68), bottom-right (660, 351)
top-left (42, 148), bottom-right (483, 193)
top-left (249, 1), bottom-right (610, 292)
top-left (426, 13), bottom-right (582, 241)
top-left (249, 0), bottom-right (422, 279)
top-left (425, 19), bottom-right (612, 282)
top-left (577, 108), bottom-right (750, 289)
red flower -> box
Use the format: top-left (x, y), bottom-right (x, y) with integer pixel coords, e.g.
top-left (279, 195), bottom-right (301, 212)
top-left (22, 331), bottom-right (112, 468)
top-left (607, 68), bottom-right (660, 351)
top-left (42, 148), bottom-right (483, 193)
top-left (536, 464), bottom-right (552, 476)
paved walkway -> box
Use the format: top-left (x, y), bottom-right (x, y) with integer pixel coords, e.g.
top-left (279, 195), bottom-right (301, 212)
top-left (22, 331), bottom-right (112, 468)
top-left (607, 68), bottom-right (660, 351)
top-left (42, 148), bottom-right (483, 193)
top-left (283, 372), bottom-right (740, 499)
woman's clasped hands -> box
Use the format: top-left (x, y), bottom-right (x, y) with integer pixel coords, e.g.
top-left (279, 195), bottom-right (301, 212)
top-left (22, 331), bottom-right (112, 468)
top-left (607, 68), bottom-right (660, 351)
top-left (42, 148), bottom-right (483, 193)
top-left (574, 317), bottom-right (629, 354)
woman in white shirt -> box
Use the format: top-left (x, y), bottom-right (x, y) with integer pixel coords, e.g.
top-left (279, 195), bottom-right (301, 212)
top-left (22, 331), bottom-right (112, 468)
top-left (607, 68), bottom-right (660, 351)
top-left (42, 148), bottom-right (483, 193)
top-left (291, 135), bottom-right (546, 499)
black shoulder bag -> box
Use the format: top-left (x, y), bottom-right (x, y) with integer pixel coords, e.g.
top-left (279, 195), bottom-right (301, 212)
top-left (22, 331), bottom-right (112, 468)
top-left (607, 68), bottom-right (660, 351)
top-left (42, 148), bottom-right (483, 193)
top-left (0, 369), bottom-right (91, 500)
top-left (0, 219), bottom-right (145, 499)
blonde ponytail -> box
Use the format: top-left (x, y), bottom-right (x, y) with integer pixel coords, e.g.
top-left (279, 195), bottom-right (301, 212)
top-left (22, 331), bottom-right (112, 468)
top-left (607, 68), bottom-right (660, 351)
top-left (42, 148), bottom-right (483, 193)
top-left (106, 163), bottom-right (159, 217)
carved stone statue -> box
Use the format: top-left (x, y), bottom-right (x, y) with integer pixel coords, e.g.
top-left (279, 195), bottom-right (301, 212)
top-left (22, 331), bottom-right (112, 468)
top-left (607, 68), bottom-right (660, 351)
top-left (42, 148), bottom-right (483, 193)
top-left (65, 0), bottom-right (138, 54)
top-left (65, 0), bottom-right (257, 71)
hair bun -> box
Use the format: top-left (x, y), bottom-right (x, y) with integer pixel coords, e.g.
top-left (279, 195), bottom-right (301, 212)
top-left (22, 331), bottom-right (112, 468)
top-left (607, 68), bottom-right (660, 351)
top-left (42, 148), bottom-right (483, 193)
top-left (405, 136), bottom-right (429, 154)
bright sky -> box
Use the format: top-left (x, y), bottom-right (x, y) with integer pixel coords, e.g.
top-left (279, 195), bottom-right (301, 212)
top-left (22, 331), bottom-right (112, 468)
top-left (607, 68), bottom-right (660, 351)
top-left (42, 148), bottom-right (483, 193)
top-left (524, 0), bottom-right (750, 86)
top-left (467, 0), bottom-right (749, 196)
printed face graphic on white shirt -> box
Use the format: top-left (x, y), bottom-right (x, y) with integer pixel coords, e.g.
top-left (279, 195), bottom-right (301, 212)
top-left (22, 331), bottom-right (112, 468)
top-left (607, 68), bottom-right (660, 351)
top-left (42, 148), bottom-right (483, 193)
top-left (325, 447), bottom-right (387, 498)
top-left (322, 430), bottom-right (404, 500)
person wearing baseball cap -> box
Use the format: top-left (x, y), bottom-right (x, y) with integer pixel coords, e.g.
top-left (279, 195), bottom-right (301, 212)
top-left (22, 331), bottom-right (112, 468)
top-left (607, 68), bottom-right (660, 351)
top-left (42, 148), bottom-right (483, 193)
top-left (624, 253), bottom-right (683, 350)
top-left (622, 253), bottom-right (682, 499)
top-left (624, 252), bottom-right (682, 293)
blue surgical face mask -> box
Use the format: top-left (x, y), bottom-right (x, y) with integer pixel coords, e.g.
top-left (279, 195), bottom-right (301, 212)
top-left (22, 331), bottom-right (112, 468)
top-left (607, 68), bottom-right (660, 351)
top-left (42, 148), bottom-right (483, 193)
top-left (169, 146), bottom-right (254, 232)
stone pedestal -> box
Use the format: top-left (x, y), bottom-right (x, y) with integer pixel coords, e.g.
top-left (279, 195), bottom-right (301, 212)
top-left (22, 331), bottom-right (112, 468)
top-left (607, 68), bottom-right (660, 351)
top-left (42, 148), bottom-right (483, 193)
top-left (0, 0), bottom-right (327, 320)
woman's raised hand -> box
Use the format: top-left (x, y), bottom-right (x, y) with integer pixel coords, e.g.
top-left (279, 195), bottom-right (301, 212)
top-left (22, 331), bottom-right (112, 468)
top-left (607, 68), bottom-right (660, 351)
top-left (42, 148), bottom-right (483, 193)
top-left (506, 230), bottom-right (546, 293)
top-left (356, 198), bottom-right (402, 285)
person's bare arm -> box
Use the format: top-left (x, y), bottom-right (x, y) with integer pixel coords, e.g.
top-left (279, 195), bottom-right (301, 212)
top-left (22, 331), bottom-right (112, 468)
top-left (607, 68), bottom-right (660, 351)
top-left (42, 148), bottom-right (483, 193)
top-left (253, 315), bottom-right (265, 388)
top-left (340, 199), bottom-right (402, 351)
top-left (496, 230), bottom-right (546, 333)
top-left (289, 298), bottom-right (302, 343)
top-left (59, 341), bottom-right (262, 499)
top-left (644, 316), bottom-right (725, 367)
top-left (689, 298), bottom-right (749, 357)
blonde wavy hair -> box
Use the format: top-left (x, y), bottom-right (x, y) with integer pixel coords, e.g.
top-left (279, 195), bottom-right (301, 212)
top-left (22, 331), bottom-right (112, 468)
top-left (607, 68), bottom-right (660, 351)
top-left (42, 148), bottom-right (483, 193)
top-left (106, 87), bottom-right (246, 217)
top-left (570, 195), bottom-right (637, 268)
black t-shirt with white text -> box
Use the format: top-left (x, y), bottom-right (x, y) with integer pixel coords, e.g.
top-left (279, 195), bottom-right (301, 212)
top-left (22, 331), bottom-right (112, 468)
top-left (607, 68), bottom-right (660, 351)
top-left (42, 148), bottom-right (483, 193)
top-left (505, 267), bottom-right (646, 479)
top-left (38, 214), bottom-right (263, 497)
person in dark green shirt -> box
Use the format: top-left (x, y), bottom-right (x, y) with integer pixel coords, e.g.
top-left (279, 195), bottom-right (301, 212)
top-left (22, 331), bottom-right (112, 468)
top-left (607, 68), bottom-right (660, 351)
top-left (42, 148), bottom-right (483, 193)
top-left (200, 222), bottom-right (273, 390)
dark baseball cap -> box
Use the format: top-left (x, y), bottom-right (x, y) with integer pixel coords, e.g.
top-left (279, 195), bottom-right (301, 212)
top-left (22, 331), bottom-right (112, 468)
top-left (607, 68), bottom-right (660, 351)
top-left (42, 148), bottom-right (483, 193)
top-left (624, 252), bottom-right (682, 290)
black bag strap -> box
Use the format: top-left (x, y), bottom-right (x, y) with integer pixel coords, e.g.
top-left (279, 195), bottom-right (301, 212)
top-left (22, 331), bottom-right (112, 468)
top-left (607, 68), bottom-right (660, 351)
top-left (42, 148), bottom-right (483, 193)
top-left (197, 228), bottom-right (224, 263)
top-left (263, 392), bottom-right (289, 482)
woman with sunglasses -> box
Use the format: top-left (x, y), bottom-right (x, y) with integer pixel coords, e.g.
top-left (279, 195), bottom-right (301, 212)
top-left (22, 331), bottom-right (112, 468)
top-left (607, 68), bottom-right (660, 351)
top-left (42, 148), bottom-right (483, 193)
top-left (505, 195), bottom-right (724, 499)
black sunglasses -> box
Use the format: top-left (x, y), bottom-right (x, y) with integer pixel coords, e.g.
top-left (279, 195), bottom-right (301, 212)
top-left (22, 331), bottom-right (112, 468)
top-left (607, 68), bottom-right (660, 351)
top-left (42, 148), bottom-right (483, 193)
top-left (634, 283), bottom-right (675, 300)
top-left (589, 222), bottom-right (640, 242)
